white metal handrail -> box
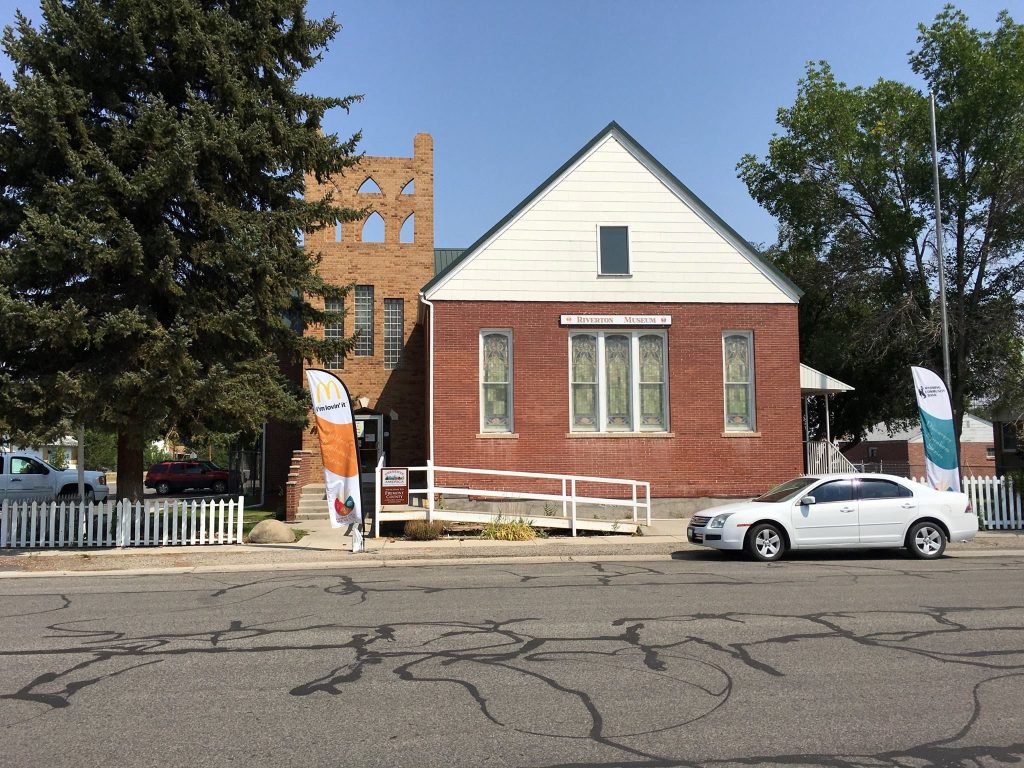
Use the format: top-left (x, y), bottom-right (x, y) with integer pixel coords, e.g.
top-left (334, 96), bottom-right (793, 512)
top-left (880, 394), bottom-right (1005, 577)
top-left (804, 440), bottom-right (856, 474)
top-left (374, 460), bottom-right (651, 538)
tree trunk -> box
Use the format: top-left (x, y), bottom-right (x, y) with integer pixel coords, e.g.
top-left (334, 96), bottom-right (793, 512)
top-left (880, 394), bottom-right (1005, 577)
top-left (116, 429), bottom-right (145, 501)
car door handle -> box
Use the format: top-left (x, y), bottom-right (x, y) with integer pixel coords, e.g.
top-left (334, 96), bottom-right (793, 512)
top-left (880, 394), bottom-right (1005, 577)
top-left (10, 478), bottom-right (22, 483)
top-left (840, 506), bottom-right (855, 513)
top-left (901, 503), bottom-right (915, 509)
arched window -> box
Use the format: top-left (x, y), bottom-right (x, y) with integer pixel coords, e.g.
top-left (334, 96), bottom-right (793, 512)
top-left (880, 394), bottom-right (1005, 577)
top-left (400, 178), bottom-right (415, 195)
top-left (361, 212), bottom-right (385, 243)
top-left (357, 177), bottom-right (382, 194)
top-left (400, 213), bottom-right (415, 244)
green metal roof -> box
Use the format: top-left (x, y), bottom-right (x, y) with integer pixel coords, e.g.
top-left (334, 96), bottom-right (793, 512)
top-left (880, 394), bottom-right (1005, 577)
top-left (421, 121), bottom-right (803, 300)
top-left (433, 248), bottom-right (465, 275)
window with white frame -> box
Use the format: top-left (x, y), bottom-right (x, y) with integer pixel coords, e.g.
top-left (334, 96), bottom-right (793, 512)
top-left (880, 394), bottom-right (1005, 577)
top-left (383, 299), bottom-right (404, 370)
top-left (354, 285), bottom-right (374, 356)
top-left (323, 297), bottom-right (344, 369)
top-left (723, 331), bottom-right (755, 431)
top-left (480, 330), bottom-right (513, 432)
top-left (570, 332), bottom-right (667, 432)
top-left (598, 226), bottom-right (630, 275)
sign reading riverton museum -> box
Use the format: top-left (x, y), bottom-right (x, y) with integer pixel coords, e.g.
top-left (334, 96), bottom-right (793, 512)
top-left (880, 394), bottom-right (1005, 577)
top-left (559, 314), bottom-right (672, 327)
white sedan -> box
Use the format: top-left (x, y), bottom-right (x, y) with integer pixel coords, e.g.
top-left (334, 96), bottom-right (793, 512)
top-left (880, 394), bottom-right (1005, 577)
top-left (686, 474), bottom-right (977, 561)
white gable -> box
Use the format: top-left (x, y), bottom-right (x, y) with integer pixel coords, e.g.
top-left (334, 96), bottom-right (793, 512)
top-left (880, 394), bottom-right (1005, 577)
top-left (426, 133), bottom-right (797, 304)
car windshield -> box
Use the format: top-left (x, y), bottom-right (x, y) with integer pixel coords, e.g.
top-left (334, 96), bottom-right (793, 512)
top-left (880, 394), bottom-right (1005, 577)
top-left (754, 477), bottom-right (819, 503)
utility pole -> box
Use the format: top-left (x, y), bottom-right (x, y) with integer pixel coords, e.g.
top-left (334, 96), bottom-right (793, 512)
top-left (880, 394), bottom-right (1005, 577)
top-left (929, 91), bottom-right (953, 394)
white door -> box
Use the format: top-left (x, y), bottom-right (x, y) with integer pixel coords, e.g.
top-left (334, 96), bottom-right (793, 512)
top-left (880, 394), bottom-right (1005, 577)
top-left (791, 479), bottom-right (859, 546)
top-left (857, 477), bottom-right (915, 545)
top-left (7, 456), bottom-right (54, 500)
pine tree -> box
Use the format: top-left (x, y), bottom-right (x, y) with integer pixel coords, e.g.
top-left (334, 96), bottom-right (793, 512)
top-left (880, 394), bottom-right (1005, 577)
top-left (0, 1), bottom-right (361, 499)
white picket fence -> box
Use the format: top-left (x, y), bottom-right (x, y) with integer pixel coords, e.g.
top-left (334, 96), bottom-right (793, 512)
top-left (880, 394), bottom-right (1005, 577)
top-left (915, 476), bottom-right (1023, 531)
top-left (0, 496), bottom-right (246, 548)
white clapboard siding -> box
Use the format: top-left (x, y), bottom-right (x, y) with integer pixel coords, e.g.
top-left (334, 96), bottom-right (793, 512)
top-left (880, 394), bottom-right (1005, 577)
top-left (917, 476), bottom-right (1023, 531)
top-left (1, 496), bottom-right (247, 548)
top-left (427, 134), bottom-right (796, 304)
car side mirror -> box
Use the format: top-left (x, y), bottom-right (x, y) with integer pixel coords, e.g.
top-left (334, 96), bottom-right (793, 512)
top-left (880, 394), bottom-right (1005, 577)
top-left (800, 495), bottom-right (816, 505)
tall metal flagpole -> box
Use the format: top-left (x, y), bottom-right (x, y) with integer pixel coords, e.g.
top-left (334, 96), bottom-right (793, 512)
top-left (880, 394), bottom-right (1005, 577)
top-left (929, 91), bottom-right (953, 393)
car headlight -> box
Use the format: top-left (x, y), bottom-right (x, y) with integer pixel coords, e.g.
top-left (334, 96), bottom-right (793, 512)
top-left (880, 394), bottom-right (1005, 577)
top-left (708, 513), bottom-right (733, 529)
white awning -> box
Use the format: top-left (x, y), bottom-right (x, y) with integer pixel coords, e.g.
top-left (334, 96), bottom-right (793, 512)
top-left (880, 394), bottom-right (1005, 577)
top-left (800, 364), bottom-right (854, 395)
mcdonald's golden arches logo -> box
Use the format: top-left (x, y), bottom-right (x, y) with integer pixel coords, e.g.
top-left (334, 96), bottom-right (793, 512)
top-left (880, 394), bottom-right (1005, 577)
top-left (314, 379), bottom-right (342, 403)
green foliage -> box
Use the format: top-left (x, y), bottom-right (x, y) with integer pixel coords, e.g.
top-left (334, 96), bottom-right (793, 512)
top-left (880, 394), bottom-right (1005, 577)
top-left (49, 447), bottom-right (69, 470)
top-left (403, 519), bottom-right (445, 541)
top-left (543, 501), bottom-right (557, 517)
top-left (0, 1), bottom-right (363, 495)
top-left (83, 429), bottom-right (117, 471)
top-left (738, 7), bottom-right (1024, 440)
top-left (479, 516), bottom-right (537, 541)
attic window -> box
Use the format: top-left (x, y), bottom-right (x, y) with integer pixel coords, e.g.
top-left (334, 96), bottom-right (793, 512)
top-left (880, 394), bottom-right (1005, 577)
top-left (599, 226), bottom-right (630, 275)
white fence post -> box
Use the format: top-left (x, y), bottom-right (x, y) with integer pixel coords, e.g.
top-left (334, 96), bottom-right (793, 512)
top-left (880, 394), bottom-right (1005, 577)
top-left (0, 499), bottom-right (8, 548)
top-left (374, 457), bottom-right (382, 539)
top-left (236, 496), bottom-right (244, 543)
top-left (570, 478), bottom-right (577, 537)
top-left (426, 459), bottom-right (434, 524)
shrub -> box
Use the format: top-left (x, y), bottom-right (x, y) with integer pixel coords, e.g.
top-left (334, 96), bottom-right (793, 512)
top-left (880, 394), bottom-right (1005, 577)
top-left (480, 516), bottom-right (536, 541)
top-left (404, 520), bottom-right (445, 541)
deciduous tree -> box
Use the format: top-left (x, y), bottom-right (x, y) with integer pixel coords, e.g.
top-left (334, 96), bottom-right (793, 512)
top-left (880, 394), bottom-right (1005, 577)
top-left (739, 6), bottom-right (1024, 443)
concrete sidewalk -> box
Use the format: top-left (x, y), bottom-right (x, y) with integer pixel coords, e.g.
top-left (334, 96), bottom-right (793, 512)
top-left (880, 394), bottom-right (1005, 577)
top-left (1, 517), bottom-right (1023, 577)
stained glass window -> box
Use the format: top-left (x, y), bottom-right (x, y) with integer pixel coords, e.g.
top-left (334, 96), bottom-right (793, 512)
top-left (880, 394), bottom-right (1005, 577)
top-left (481, 331), bottom-right (512, 432)
top-left (639, 334), bottom-right (666, 430)
top-left (571, 335), bottom-right (598, 431)
top-left (605, 335), bottom-right (632, 430)
top-left (723, 332), bottom-right (755, 431)
top-left (569, 331), bottom-right (668, 433)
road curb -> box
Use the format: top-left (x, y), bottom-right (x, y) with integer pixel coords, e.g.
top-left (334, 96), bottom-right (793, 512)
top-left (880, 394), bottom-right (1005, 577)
top-left (1, 548), bottom-right (1022, 578)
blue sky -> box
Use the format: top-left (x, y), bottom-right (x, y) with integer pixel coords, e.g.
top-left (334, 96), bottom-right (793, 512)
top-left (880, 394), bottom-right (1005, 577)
top-left (1, 1), bottom-right (1016, 248)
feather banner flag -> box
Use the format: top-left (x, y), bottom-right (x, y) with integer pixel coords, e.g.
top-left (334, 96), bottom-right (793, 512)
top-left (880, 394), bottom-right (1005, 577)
top-left (911, 366), bottom-right (961, 492)
top-left (305, 369), bottom-right (363, 552)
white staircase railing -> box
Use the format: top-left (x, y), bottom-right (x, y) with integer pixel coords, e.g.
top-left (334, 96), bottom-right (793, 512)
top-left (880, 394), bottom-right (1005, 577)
top-left (805, 440), bottom-right (856, 475)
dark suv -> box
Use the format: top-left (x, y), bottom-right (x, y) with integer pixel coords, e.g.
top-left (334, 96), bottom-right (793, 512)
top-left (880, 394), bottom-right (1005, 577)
top-left (145, 461), bottom-right (231, 495)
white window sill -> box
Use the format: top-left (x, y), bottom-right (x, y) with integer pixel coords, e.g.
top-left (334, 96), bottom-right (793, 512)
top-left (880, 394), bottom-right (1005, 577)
top-left (596, 273), bottom-right (632, 278)
top-left (565, 431), bottom-right (674, 438)
top-left (476, 432), bottom-right (519, 439)
top-left (721, 431), bottom-right (761, 438)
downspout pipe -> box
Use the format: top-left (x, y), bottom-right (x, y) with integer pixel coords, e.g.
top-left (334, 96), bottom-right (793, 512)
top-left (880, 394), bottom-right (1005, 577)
top-left (419, 291), bottom-right (435, 465)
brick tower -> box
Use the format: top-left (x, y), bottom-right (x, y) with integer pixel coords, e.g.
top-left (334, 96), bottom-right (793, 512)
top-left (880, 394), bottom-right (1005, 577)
top-left (295, 134), bottom-right (434, 499)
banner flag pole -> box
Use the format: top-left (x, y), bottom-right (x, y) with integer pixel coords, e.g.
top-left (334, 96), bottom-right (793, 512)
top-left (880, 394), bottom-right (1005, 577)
top-left (911, 365), bottom-right (961, 492)
top-left (305, 369), bottom-right (364, 553)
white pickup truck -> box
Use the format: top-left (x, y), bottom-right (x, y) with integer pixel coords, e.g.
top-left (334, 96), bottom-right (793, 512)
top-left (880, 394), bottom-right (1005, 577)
top-left (0, 452), bottom-right (110, 502)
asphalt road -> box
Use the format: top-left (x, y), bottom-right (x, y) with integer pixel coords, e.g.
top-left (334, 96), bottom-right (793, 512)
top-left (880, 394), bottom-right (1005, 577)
top-left (2, 552), bottom-right (1023, 768)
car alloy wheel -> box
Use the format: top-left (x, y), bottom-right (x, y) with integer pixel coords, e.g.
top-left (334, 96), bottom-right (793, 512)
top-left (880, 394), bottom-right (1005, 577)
top-left (212, 480), bottom-right (227, 494)
top-left (908, 522), bottom-right (946, 559)
top-left (747, 523), bottom-right (785, 562)
top-left (156, 481), bottom-right (171, 495)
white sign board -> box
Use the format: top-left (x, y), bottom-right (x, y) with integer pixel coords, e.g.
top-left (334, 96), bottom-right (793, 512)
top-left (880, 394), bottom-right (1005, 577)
top-left (559, 314), bottom-right (672, 326)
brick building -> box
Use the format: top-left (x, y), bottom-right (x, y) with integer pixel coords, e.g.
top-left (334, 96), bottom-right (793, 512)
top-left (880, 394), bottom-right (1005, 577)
top-left (288, 123), bottom-right (815, 510)
top-left (421, 123), bottom-right (805, 498)
top-left (842, 413), bottom-right (997, 478)
top-left (291, 134), bottom-right (433, 502)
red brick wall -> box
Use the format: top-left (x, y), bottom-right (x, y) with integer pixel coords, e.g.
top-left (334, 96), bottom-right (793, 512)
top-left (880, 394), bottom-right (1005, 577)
top-left (285, 450), bottom-right (318, 521)
top-left (431, 301), bottom-right (802, 498)
top-left (843, 440), bottom-right (996, 477)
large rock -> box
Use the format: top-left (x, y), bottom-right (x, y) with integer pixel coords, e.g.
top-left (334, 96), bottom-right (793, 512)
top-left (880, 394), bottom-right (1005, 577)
top-left (248, 519), bottom-right (296, 544)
